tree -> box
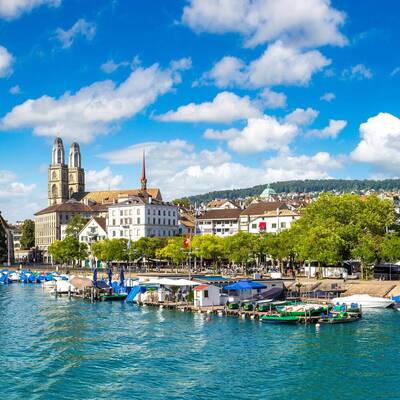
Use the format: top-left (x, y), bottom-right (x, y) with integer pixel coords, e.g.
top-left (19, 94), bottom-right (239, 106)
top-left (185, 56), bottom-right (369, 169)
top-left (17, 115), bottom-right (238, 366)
top-left (380, 234), bottom-right (400, 263)
top-left (20, 219), bottom-right (35, 250)
top-left (223, 232), bottom-right (257, 272)
top-left (64, 214), bottom-right (88, 238)
top-left (172, 198), bottom-right (191, 208)
top-left (352, 233), bottom-right (381, 279)
top-left (48, 237), bottom-right (88, 266)
top-left (129, 237), bottom-right (166, 260)
top-left (48, 240), bottom-right (66, 264)
top-left (191, 235), bottom-right (224, 266)
top-left (157, 237), bottom-right (187, 266)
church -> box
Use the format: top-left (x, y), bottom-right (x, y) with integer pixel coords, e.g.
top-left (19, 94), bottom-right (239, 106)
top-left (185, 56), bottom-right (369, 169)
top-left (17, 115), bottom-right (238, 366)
top-left (35, 137), bottom-right (164, 261)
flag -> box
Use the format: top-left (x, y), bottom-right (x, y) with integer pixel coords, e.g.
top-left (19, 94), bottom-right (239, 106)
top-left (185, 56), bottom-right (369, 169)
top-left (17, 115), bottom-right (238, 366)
top-left (183, 237), bottom-right (191, 248)
top-left (127, 239), bottom-right (132, 249)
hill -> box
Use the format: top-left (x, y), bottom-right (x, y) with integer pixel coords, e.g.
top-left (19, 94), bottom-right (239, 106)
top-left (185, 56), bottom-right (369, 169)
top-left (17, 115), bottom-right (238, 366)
top-left (181, 179), bottom-right (400, 204)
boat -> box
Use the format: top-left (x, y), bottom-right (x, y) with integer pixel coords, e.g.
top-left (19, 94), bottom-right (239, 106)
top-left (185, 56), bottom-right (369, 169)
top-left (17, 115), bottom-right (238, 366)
top-left (332, 294), bottom-right (394, 309)
top-left (277, 303), bottom-right (324, 316)
top-left (318, 313), bottom-right (361, 324)
top-left (260, 315), bottom-right (299, 324)
top-left (100, 293), bottom-right (128, 301)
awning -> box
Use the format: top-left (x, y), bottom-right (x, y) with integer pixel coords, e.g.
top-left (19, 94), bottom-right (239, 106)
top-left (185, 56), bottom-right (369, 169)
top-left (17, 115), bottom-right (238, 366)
top-left (224, 279), bottom-right (267, 290)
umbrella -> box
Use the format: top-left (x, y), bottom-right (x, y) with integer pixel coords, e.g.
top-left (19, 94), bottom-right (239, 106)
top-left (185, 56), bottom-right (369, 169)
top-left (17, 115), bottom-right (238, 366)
top-left (93, 267), bottom-right (97, 285)
top-left (224, 279), bottom-right (267, 291)
top-left (119, 268), bottom-right (125, 287)
top-left (107, 268), bottom-right (112, 286)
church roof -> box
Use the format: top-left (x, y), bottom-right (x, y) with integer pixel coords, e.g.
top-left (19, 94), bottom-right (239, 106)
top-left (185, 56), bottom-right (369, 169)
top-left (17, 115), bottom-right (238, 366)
top-left (71, 188), bottom-right (162, 203)
top-left (35, 201), bottom-right (94, 216)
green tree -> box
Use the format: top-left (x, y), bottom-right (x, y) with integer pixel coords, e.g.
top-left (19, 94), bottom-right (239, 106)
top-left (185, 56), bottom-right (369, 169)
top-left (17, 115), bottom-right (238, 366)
top-left (129, 237), bottom-right (166, 260)
top-left (64, 214), bottom-right (88, 238)
top-left (223, 232), bottom-right (257, 271)
top-left (48, 240), bottom-right (66, 264)
top-left (172, 198), bottom-right (191, 208)
top-left (157, 237), bottom-right (187, 266)
top-left (191, 235), bottom-right (224, 264)
top-left (352, 233), bottom-right (381, 279)
top-left (380, 234), bottom-right (400, 262)
top-left (20, 219), bottom-right (35, 250)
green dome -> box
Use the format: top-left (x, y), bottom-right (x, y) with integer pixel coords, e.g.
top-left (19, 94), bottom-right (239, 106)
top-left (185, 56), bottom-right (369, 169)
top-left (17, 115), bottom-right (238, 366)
top-left (260, 185), bottom-right (276, 198)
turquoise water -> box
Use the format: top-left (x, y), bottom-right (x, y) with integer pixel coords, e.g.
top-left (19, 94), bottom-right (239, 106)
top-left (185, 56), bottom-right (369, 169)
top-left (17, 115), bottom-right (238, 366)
top-left (1, 284), bottom-right (400, 400)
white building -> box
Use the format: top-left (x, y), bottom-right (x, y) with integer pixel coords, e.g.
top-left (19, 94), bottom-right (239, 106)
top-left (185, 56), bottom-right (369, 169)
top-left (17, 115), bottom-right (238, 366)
top-left (197, 209), bottom-right (241, 237)
top-left (205, 199), bottom-right (241, 210)
top-left (193, 284), bottom-right (221, 307)
top-left (79, 217), bottom-right (107, 245)
top-left (107, 194), bottom-right (179, 241)
top-left (239, 202), bottom-right (299, 234)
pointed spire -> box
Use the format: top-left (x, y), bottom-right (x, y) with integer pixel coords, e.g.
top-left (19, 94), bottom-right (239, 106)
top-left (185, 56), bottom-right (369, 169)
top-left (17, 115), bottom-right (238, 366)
top-left (140, 149), bottom-right (147, 191)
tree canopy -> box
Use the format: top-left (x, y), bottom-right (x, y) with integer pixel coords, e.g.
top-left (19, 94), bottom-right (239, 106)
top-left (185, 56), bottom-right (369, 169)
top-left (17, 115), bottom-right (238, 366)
top-left (20, 219), bottom-right (35, 250)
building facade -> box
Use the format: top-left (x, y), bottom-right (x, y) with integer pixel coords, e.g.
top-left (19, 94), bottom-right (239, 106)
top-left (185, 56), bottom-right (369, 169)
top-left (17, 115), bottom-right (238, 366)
top-left (197, 209), bottom-right (241, 237)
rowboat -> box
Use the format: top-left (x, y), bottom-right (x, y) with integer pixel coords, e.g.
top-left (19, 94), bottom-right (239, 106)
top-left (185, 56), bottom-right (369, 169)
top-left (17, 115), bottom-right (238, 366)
top-left (260, 315), bottom-right (299, 324)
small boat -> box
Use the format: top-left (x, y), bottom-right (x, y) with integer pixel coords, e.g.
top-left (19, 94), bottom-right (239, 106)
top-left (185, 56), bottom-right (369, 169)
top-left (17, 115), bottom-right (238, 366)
top-left (100, 293), bottom-right (128, 302)
top-left (318, 313), bottom-right (361, 324)
top-left (260, 315), bottom-right (299, 324)
top-left (332, 294), bottom-right (394, 309)
top-left (278, 303), bottom-right (324, 316)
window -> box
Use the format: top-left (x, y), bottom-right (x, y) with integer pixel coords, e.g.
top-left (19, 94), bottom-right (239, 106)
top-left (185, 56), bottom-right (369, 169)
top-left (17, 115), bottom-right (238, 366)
top-left (204, 290), bottom-right (209, 298)
top-left (272, 223), bottom-right (277, 229)
top-left (252, 223), bottom-right (257, 229)
top-left (158, 210), bottom-right (161, 216)
top-left (280, 222), bottom-right (286, 228)
top-left (112, 231), bottom-right (116, 237)
top-left (153, 218), bottom-right (156, 224)
top-left (137, 209), bottom-right (140, 215)
top-left (168, 211), bottom-right (171, 216)
top-left (163, 210), bottom-right (166, 216)
top-left (112, 219), bottom-right (116, 225)
top-left (137, 217), bottom-right (141, 224)
top-left (120, 210), bottom-right (123, 216)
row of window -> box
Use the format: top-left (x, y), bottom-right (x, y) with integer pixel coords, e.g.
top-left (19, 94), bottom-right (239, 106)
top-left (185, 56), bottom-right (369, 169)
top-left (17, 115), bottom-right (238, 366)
top-left (110, 229), bottom-right (177, 238)
top-left (109, 218), bottom-right (177, 226)
top-left (111, 208), bottom-right (176, 217)
top-left (251, 222), bottom-right (288, 229)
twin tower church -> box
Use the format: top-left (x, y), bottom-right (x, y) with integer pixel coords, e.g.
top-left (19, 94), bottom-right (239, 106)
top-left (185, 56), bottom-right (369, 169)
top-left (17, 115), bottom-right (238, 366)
top-left (48, 138), bottom-right (85, 205)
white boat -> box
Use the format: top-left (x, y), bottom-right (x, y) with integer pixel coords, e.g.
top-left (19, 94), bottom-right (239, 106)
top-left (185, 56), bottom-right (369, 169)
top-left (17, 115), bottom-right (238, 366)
top-left (332, 294), bottom-right (394, 309)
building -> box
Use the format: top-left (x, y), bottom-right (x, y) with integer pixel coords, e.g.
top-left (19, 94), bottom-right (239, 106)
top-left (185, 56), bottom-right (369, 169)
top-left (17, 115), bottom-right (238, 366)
top-left (239, 202), bottom-right (300, 234)
top-left (35, 140), bottom-right (164, 261)
top-left (107, 193), bottom-right (179, 240)
top-left (178, 208), bottom-right (196, 236)
top-left (79, 217), bottom-right (107, 245)
top-left (197, 209), bottom-right (241, 237)
top-left (0, 212), bottom-right (14, 265)
top-left (205, 199), bottom-right (241, 210)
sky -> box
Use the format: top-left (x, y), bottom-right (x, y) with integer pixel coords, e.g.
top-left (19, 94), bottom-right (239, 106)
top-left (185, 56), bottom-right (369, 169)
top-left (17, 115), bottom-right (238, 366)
top-left (1, 0), bottom-right (400, 222)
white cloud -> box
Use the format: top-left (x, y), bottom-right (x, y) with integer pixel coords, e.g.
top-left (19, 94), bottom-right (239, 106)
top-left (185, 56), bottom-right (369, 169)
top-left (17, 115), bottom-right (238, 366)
top-left (284, 107), bottom-right (319, 126)
top-left (351, 112), bottom-right (400, 173)
top-left (308, 119), bottom-right (347, 138)
top-left (156, 91), bottom-right (262, 123)
top-left (182, 0), bottom-right (347, 48)
top-left (100, 55), bottom-right (142, 74)
top-left (342, 64), bottom-right (373, 80)
top-left (204, 41), bottom-right (330, 88)
top-left (320, 92), bottom-right (335, 102)
top-left (0, 0), bottom-right (60, 20)
top-left (0, 169), bottom-right (38, 222)
top-left (259, 88), bottom-right (286, 108)
top-left (0, 45), bottom-right (14, 77)
top-left (1, 61), bottom-right (188, 142)
top-left (9, 85), bottom-right (21, 95)
top-left (101, 140), bottom-right (341, 199)
top-left (55, 19), bottom-right (96, 49)
top-left (208, 115), bottom-right (298, 154)
top-left (85, 167), bottom-right (123, 191)
top-left (262, 152), bottom-right (342, 182)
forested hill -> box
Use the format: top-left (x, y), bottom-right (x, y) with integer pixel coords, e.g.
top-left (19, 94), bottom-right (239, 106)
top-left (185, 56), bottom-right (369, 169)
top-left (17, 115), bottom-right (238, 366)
top-left (184, 179), bottom-right (400, 204)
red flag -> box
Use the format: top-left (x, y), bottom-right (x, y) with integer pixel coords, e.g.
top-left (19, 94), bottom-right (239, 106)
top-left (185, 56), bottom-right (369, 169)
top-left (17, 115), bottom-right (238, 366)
top-left (183, 237), bottom-right (191, 248)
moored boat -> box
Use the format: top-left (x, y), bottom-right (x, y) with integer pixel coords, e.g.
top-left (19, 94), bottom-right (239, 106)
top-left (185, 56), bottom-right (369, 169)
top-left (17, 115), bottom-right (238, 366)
top-left (318, 313), bottom-right (361, 324)
top-left (332, 294), bottom-right (393, 309)
top-left (100, 293), bottom-right (128, 301)
top-left (260, 315), bottom-right (299, 324)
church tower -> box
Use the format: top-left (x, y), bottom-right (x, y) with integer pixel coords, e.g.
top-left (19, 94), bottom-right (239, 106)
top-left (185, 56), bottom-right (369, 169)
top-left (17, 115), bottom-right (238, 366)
top-left (68, 142), bottom-right (85, 198)
top-left (140, 150), bottom-right (147, 191)
top-left (48, 137), bottom-right (69, 205)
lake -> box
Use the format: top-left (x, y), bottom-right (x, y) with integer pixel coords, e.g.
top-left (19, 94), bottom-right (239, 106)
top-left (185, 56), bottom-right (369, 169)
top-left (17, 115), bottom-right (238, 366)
top-left (1, 284), bottom-right (399, 400)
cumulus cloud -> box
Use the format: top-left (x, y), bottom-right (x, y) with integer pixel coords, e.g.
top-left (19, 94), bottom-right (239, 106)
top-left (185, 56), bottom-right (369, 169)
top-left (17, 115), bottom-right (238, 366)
top-left (320, 92), bottom-right (335, 102)
top-left (0, 45), bottom-right (14, 77)
top-left (0, 169), bottom-right (38, 221)
top-left (1, 61), bottom-right (188, 142)
top-left (55, 19), bottom-right (96, 49)
top-left (342, 64), bottom-right (373, 80)
top-left (203, 41), bottom-right (330, 88)
top-left (351, 112), bottom-right (400, 173)
top-left (308, 119), bottom-right (347, 139)
top-left (0, 0), bottom-right (60, 20)
top-left (100, 55), bottom-right (141, 74)
top-left (85, 167), bottom-right (123, 191)
top-left (284, 107), bottom-right (319, 126)
top-left (156, 91), bottom-right (262, 123)
top-left (206, 115), bottom-right (298, 154)
top-left (100, 140), bottom-right (341, 199)
top-left (182, 0), bottom-right (347, 48)
top-left (259, 88), bottom-right (286, 108)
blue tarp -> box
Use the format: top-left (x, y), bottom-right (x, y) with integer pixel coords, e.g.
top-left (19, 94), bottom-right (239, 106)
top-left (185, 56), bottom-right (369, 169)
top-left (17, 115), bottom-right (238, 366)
top-left (392, 295), bottom-right (400, 303)
top-left (126, 286), bottom-right (146, 302)
top-left (224, 279), bottom-right (267, 291)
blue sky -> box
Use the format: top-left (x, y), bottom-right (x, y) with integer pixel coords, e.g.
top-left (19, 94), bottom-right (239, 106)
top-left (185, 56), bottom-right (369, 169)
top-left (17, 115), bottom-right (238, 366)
top-left (1, 0), bottom-right (400, 222)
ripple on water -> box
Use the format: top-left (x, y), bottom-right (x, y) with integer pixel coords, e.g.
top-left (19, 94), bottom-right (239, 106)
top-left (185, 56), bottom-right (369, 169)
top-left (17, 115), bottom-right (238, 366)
top-left (2, 285), bottom-right (400, 400)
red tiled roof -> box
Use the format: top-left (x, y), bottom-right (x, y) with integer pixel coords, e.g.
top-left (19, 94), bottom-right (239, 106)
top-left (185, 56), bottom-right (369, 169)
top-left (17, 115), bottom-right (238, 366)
top-left (194, 284), bottom-right (209, 291)
top-left (240, 202), bottom-right (287, 216)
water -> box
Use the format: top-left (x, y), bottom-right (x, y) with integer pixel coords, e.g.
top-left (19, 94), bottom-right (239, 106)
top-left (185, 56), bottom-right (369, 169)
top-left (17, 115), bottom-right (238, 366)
top-left (1, 285), bottom-right (400, 400)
